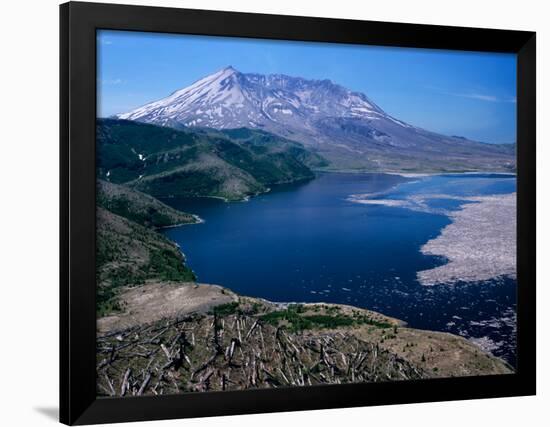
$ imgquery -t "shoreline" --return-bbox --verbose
[384,171,517,178]
[315,168,516,178]
[162,170,516,209]
[160,174,317,207]
[97,281,404,333]
[157,213,205,229]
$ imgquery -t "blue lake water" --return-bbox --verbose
[161,172,517,366]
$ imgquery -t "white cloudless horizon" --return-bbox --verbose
[0,0,547,426]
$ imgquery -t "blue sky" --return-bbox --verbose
[98,30,516,144]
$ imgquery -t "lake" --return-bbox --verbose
[161,172,517,366]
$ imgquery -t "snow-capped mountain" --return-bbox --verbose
[117,66,396,131]
[116,66,515,172]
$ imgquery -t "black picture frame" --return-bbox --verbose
[60,1,536,425]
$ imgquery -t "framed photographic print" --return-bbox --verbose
[60,1,536,425]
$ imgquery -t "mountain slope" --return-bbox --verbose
[96,207,196,316]
[97,119,321,201]
[97,179,199,228]
[116,66,516,173]
[97,283,512,396]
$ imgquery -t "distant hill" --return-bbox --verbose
[115,66,516,173]
[97,119,324,201]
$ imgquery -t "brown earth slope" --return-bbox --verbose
[97,282,512,397]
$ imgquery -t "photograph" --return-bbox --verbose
[95,29,517,397]
[1,0,545,426]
